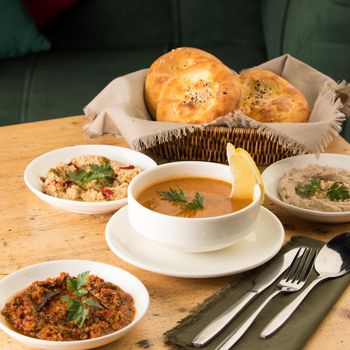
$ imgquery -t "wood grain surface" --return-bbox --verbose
[0,116,349,350]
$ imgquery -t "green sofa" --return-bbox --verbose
[1,0,349,140]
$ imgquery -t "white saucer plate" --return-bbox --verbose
[105,206,285,278]
[262,153,350,223]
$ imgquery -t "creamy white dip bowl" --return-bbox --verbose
[262,153,350,223]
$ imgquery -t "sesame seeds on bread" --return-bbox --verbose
[145,49,310,125]
[145,47,223,119]
[238,68,310,123]
[156,62,241,124]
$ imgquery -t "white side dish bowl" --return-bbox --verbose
[127,161,261,252]
[262,153,350,223]
[24,145,157,214]
[0,260,149,350]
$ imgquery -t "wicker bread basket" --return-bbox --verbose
[146,126,302,166]
[85,55,349,165]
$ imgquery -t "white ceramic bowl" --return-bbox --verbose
[24,145,157,214]
[128,161,261,252]
[0,260,149,350]
[262,153,350,223]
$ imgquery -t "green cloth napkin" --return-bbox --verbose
[165,236,350,349]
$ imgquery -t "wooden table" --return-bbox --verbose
[0,116,350,350]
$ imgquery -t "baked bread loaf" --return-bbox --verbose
[145,47,222,118]
[239,69,310,123]
[156,62,241,124]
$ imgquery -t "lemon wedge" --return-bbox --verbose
[226,143,265,203]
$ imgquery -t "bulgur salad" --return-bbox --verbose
[42,155,141,202]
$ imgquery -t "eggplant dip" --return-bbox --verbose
[42,155,141,202]
[278,164,350,212]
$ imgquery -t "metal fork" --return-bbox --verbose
[214,246,317,350]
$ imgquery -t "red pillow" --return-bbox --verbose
[22,0,80,27]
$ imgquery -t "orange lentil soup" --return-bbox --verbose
[137,177,252,218]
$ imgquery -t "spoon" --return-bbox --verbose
[260,232,350,338]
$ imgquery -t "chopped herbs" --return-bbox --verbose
[327,182,350,201]
[61,271,103,328]
[296,178,350,202]
[160,188,204,209]
[295,179,321,197]
[67,163,115,187]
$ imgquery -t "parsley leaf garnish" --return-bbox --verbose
[76,271,89,290]
[85,298,103,309]
[86,163,115,185]
[61,272,103,328]
[160,188,187,203]
[295,179,350,202]
[160,188,204,210]
[65,298,83,322]
[327,182,350,201]
[67,163,115,187]
[67,271,89,296]
[60,296,88,328]
[78,308,89,328]
[295,179,321,197]
[67,169,87,187]
[60,295,73,309]
[185,192,204,209]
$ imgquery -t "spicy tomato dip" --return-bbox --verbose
[1,273,136,341]
[42,155,140,202]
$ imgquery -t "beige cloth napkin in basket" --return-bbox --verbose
[84,54,350,154]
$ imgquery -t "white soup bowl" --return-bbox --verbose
[127,161,261,252]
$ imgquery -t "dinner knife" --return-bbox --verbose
[192,247,301,347]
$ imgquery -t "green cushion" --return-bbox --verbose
[342,119,350,142]
[196,45,266,72]
[261,0,290,59]
[0,55,36,125]
[0,0,50,59]
[284,0,350,82]
[0,48,164,125]
[263,0,350,82]
[42,0,174,50]
[179,0,266,70]
[263,0,350,141]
